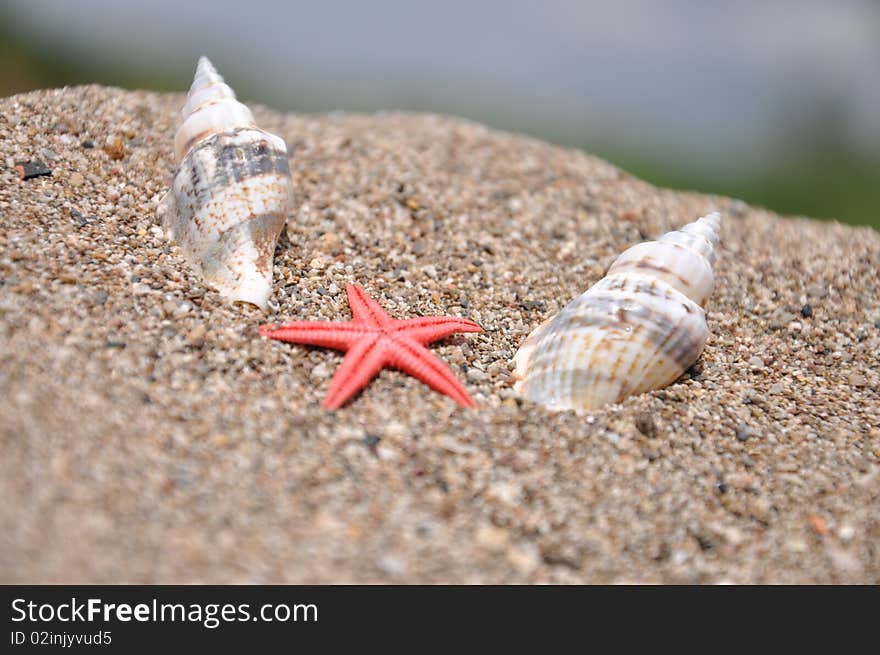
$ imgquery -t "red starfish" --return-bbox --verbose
[259,284,482,409]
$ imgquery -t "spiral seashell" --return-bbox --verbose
[513,212,722,411]
[157,56,292,310]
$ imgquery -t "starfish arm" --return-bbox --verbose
[386,337,477,408]
[346,284,393,328]
[259,322,363,351]
[323,336,388,409]
[393,316,483,345]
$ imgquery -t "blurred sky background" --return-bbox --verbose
[1,0,877,228]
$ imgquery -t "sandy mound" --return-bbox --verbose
[1,86,877,582]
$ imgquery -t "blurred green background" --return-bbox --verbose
[1,1,876,229]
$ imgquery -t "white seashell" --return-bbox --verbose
[513,212,722,411]
[157,56,292,310]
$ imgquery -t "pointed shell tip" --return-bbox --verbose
[703,211,722,225]
[196,56,216,74]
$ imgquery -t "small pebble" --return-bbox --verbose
[186,324,207,346]
[634,412,656,439]
[603,431,621,445]
[102,136,125,161]
[807,285,828,299]
[735,424,755,442]
[311,362,332,380]
[838,525,855,541]
[521,300,546,312]
[466,367,487,382]
[14,160,52,180]
[809,514,830,536]
[847,372,867,388]
[363,433,381,453]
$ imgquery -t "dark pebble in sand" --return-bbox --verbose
[642,447,661,462]
[801,304,813,318]
[634,412,657,439]
[363,434,381,454]
[14,160,52,180]
[521,300,546,312]
[70,208,95,226]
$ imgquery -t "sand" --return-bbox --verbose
[0,85,878,583]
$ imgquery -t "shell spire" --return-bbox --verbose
[513,212,722,411]
[604,210,720,307]
[158,57,293,310]
[174,57,256,162]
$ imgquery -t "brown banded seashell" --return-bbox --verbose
[513,212,722,411]
[157,56,292,310]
